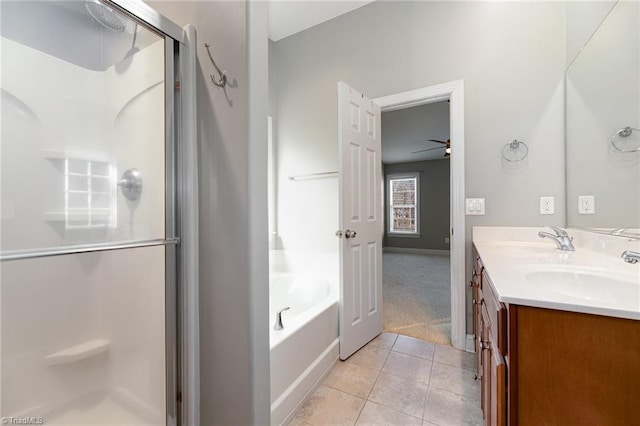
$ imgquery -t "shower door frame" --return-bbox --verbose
[92,2,198,425]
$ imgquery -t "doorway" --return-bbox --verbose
[374,80,466,350]
[381,101,451,344]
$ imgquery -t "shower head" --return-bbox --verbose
[85,0,126,32]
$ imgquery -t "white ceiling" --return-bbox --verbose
[268,0,376,41]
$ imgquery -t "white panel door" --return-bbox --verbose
[338,82,383,360]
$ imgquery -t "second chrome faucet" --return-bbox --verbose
[538,226,575,251]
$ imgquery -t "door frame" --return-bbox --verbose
[373,79,466,350]
[108,1,200,424]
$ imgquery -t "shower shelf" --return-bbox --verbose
[44,211,111,222]
[45,339,110,366]
[43,149,111,163]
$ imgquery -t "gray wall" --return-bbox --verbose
[384,160,450,251]
[146,2,270,424]
[565,1,617,66]
[273,1,566,331]
[381,101,450,164]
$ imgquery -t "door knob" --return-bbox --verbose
[335,230,343,238]
[345,229,357,239]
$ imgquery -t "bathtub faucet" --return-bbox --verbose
[274,307,291,330]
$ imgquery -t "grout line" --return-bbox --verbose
[351,397,366,426]
[422,351,437,421]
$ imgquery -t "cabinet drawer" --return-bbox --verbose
[481,270,507,357]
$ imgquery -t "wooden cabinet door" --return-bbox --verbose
[472,248,483,379]
[481,317,490,422]
[481,302,507,426]
[489,339,506,426]
[473,286,482,378]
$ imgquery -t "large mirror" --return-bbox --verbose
[566,0,640,237]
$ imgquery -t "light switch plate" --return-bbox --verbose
[465,198,485,215]
[540,196,555,215]
[578,195,595,214]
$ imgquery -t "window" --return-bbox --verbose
[387,173,419,235]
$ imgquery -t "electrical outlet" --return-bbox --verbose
[578,195,595,214]
[465,198,485,215]
[539,196,555,215]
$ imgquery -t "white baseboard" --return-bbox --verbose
[465,334,475,353]
[383,247,450,256]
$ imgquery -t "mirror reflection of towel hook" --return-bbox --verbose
[204,43,227,88]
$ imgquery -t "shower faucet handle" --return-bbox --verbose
[118,168,143,201]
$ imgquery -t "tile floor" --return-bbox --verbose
[289,333,483,426]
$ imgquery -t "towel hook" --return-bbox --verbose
[204,43,227,88]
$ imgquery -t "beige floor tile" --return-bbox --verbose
[429,362,480,402]
[433,344,476,372]
[381,351,432,384]
[423,387,483,426]
[347,344,390,370]
[355,401,422,425]
[294,385,366,426]
[368,372,428,419]
[368,332,399,350]
[391,335,436,360]
[287,416,313,426]
[324,361,380,399]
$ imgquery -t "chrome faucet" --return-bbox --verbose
[273,307,290,330]
[538,226,575,251]
[611,228,628,236]
[621,250,640,264]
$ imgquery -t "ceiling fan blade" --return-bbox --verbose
[411,146,445,154]
[428,139,448,144]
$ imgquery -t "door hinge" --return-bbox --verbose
[175,81,181,90]
[177,391,182,403]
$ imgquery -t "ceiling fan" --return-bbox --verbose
[411,139,451,157]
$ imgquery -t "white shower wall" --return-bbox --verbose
[1,37,165,250]
[1,35,167,423]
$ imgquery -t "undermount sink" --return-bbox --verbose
[520,266,639,306]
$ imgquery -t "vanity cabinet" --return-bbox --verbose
[471,244,640,426]
[472,249,506,426]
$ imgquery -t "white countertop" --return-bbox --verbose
[473,227,640,320]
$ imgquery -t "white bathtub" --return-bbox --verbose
[269,252,339,425]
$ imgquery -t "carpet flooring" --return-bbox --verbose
[382,252,451,345]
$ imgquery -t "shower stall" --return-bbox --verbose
[0,1,197,424]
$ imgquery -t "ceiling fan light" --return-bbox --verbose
[445,147,452,154]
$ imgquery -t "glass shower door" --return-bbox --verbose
[1,1,173,424]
